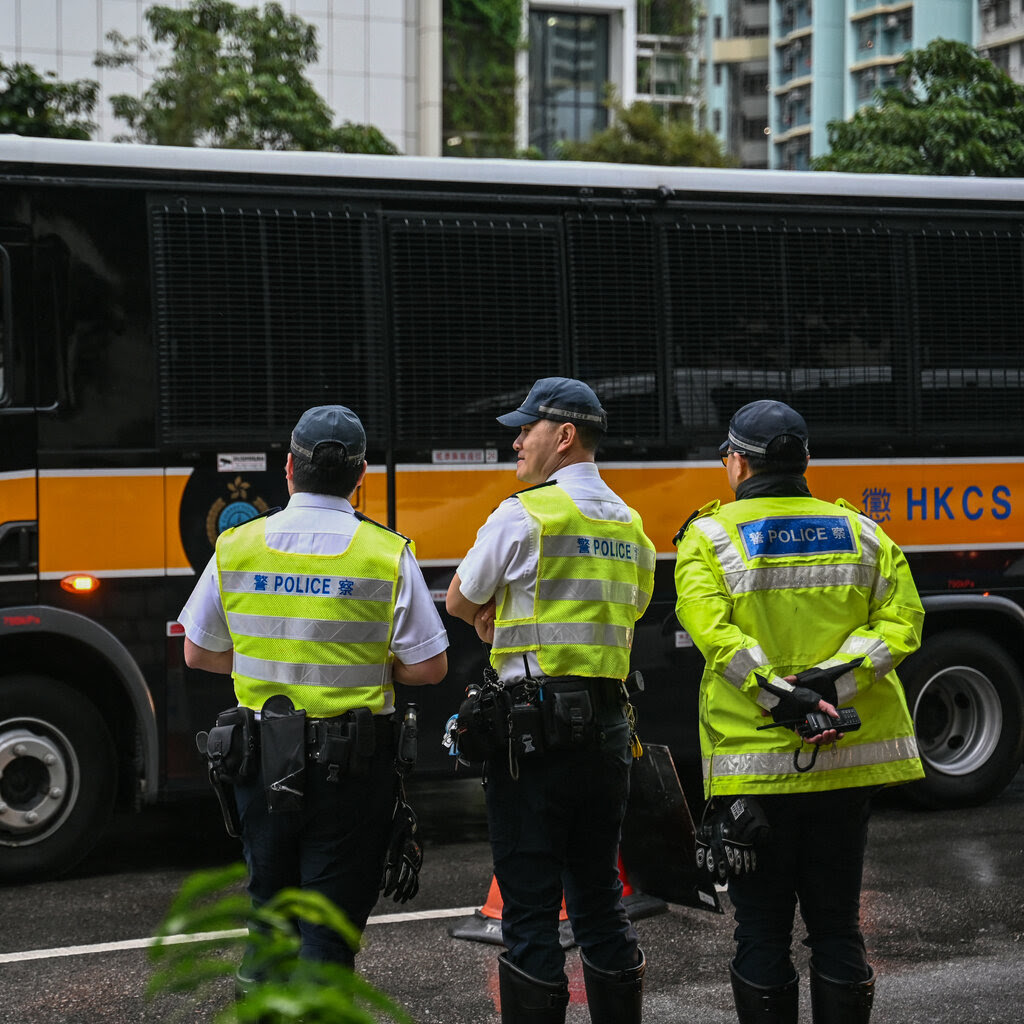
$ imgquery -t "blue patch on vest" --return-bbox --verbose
[738,516,856,559]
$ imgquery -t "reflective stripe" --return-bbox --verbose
[492,621,633,650]
[724,644,770,688]
[858,520,890,602]
[838,635,895,680]
[728,562,878,595]
[706,735,920,779]
[227,613,391,644]
[543,534,657,571]
[537,577,647,606]
[695,518,745,576]
[233,653,387,688]
[219,571,393,602]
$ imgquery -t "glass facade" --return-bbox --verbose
[528,11,610,156]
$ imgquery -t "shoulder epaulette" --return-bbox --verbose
[672,499,721,545]
[834,497,868,519]
[510,480,558,501]
[354,510,411,543]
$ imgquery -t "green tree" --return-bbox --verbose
[443,0,520,158]
[97,0,397,153]
[0,62,98,139]
[148,862,412,1023]
[559,94,735,167]
[813,38,1024,176]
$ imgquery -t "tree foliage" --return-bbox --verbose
[813,39,1024,176]
[443,0,520,158]
[559,95,735,168]
[97,0,397,153]
[147,862,412,1023]
[0,62,98,139]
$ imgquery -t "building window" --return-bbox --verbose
[713,109,722,133]
[742,72,769,96]
[990,45,1011,72]
[528,12,610,158]
[995,0,1011,27]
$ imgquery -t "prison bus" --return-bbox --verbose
[1,137,1022,879]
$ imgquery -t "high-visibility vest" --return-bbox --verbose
[491,483,656,680]
[674,494,925,796]
[216,516,406,717]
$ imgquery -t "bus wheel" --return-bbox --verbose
[0,675,117,880]
[899,631,1024,809]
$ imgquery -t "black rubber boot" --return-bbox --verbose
[581,947,646,1023]
[498,952,571,1024]
[809,963,875,1023]
[730,960,799,1024]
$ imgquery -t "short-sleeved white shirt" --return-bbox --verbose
[455,461,631,683]
[178,492,449,673]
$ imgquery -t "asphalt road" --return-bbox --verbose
[1,769,1022,1024]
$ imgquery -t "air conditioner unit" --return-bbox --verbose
[884,15,900,29]
[789,89,805,102]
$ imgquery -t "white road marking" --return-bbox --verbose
[0,906,482,964]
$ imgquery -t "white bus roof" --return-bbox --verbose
[2,135,1024,204]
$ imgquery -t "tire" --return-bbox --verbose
[0,674,117,880]
[899,630,1024,809]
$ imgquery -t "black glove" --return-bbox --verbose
[695,796,769,883]
[380,798,423,903]
[769,685,825,725]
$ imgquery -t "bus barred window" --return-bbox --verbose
[662,218,906,453]
[566,213,661,447]
[388,215,564,449]
[151,201,386,450]
[911,229,1024,442]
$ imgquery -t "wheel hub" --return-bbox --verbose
[0,727,71,836]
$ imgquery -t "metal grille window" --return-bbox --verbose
[388,215,565,448]
[566,213,662,443]
[911,229,1024,436]
[151,201,385,449]
[663,220,906,450]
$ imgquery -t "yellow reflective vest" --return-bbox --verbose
[674,493,925,797]
[491,483,656,680]
[216,516,406,717]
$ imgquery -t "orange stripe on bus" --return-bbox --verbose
[387,462,1023,561]
[0,476,37,522]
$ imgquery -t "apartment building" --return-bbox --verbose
[703,0,977,169]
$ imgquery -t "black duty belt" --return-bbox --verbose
[516,676,625,713]
[306,711,395,748]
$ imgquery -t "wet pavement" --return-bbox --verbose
[0,769,1021,1023]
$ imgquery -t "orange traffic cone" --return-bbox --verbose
[450,857,664,945]
[449,874,574,946]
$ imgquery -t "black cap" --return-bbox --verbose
[720,400,809,458]
[290,405,366,464]
[496,377,607,432]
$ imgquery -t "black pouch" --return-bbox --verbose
[204,705,258,782]
[510,700,545,757]
[348,706,377,777]
[541,687,596,750]
[456,685,511,762]
[261,695,306,813]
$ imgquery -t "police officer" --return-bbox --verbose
[674,400,925,1024]
[180,405,448,973]
[446,377,655,1024]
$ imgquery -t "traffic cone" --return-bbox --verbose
[449,857,665,946]
[449,874,574,947]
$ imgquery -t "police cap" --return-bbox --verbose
[496,377,607,432]
[290,405,366,464]
[720,400,809,458]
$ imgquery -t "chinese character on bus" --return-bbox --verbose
[862,487,891,523]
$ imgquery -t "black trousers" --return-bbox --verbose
[727,786,875,987]
[233,737,396,968]
[485,711,640,984]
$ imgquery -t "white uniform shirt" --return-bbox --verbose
[455,461,631,683]
[179,492,449,675]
